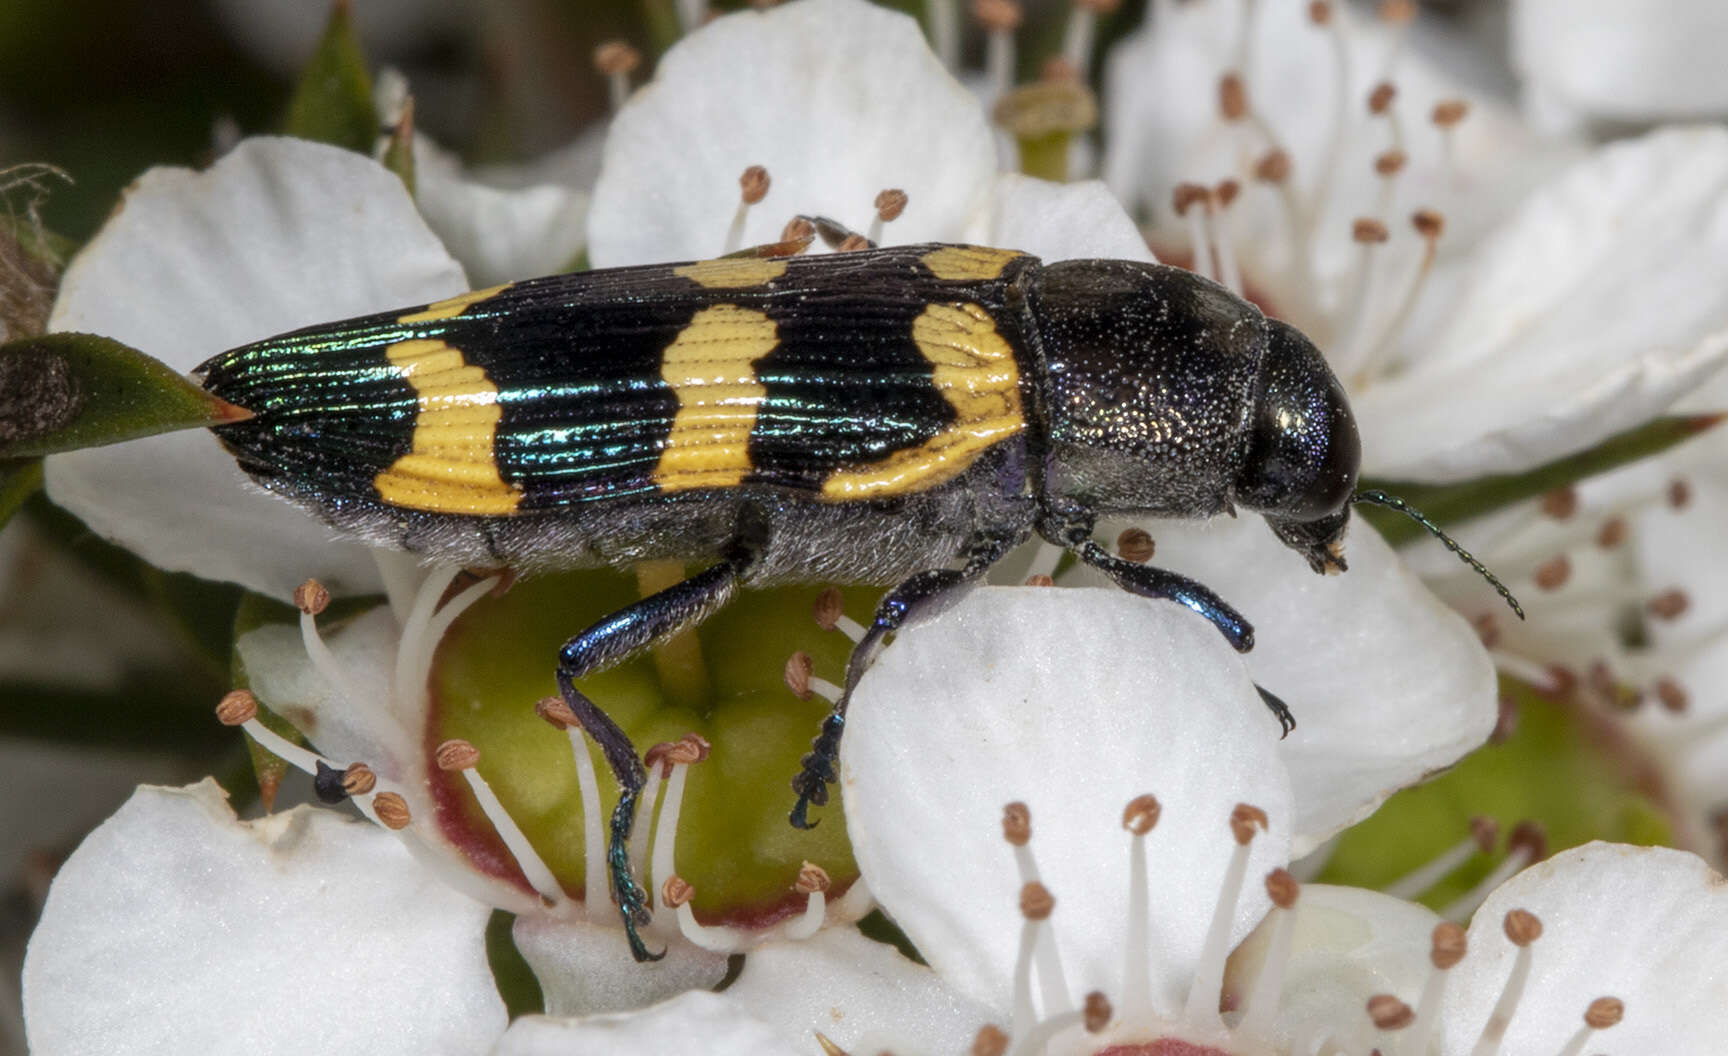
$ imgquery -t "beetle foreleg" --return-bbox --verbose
[789,531,1020,830]
[1067,537,1296,737]
[1071,539,1255,652]
[556,545,755,963]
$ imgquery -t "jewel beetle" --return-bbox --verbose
[195,236,1519,960]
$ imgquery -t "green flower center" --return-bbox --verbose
[428,566,873,926]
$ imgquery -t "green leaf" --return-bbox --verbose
[282,0,375,153]
[1359,414,1726,546]
[0,458,42,530]
[0,332,250,459]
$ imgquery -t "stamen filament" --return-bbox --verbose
[1061,4,1097,74]
[1353,211,1442,387]
[1236,870,1299,1039]
[651,763,692,915]
[675,0,707,35]
[567,728,609,908]
[369,549,422,624]
[1121,818,1152,1022]
[1469,910,1542,1056]
[1007,1009,1085,1056]
[1212,181,1244,296]
[592,42,641,114]
[725,166,771,256]
[929,0,959,70]
[392,565,461,710]
[979,1,1019,100]
[440,742,569,907]
[628,765,664,886]
[1011,911,1042,1038]
[1383,817,1496,900]
[1401,923,1466,1056]
[1442,837,1538,922]
[298,606,369,718]
[1184,804,1266,1028]
[1302,1,1354,247]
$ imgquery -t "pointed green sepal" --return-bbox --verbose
[1359,414,1726,546]
[283,0,376,154]
[0,332,251,460]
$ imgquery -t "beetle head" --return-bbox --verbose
[1229,318,1361,574]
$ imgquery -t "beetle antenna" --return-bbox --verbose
[1353,489,1525,620]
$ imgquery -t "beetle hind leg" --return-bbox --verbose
[556,545,754,962]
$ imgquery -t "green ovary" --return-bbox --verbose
[432,567,874,924]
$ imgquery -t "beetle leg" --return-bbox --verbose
[1068,539,1295,736]
[795,214,876,250]
[1071,539,1256,652]
[556,544,755,963]
[789,531,1019,830]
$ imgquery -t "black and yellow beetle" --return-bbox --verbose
[195,236,1517,960]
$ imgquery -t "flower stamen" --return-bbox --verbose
[1185,803,1268,1027]
[1001,804,1073,1028]
[813,587,867,643]
[436,738,569,908]
[1384,815,1499,900]
[1555,996,1625,1056]
[593,41,642,114]
[1469,908,1544,1055]
[975,0,1022,99]
[535,695,610,907]
[648,734,712,916]
[1120,794,1160,1022]
[1401,921,1468,1055]
[725,165,771,255]
[1235,869,1300,1040]
[1444,822,1547,921]
[867,188,907,246]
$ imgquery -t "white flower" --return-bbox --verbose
[43,138,462,601]
[588,0,1153,269]
[23,780,506,1054]
[1511,0,1728,136]
[1227,842,1728,1055]
[1103,0,1728,485]
[1407,424,1728,864]
[490,709,1728,1054]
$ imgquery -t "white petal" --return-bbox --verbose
[588,0,997,266]
[1104,0,1558,275]
[1512,0,1728,129]
[491,992,804,1056]
[1440,843,1728,1055]
[1358,127,1728,482]
[414,138,589,287]
[510,915,728,1019]
[23,780,503,1055]
[43,137,468,600]
[1131,514,1498,855]
[981,174,1155,264]
[1224,883,1441,1049]
[843,586,1293,1014]
[726,928,994,1053]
